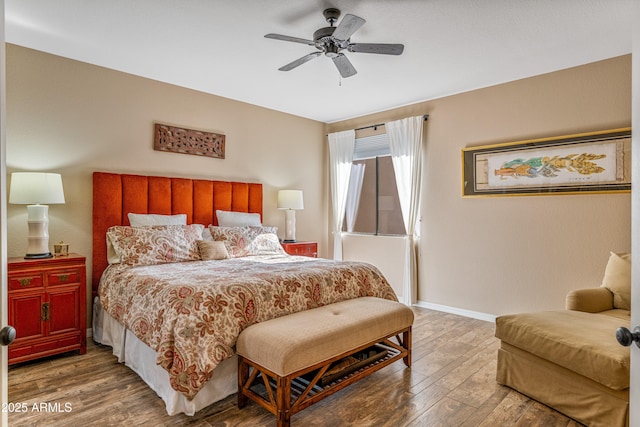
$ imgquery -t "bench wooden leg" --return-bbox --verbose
[403,327,412,367]
[237,356,248,409]
[276,375,291,427]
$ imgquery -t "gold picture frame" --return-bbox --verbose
[461,128,631,197]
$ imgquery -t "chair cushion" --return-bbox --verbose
[236,297,414,376]
[495,310,629,390]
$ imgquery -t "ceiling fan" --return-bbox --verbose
[265,8,404,78]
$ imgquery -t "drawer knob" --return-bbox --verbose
[18,278,32,287]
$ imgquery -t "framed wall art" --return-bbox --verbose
[154,123,225,159]
[461,128,631,197]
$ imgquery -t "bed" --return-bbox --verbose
[91,172,398,415]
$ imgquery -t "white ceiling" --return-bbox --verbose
[5,0,634,123]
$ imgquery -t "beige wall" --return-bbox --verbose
[342,234,409,300]
[327,55,632,316]
[5,45,328,328]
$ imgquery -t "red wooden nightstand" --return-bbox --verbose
[281,242,318,258]
[7,253,87,364]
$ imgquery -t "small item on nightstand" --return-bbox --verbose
[54,241,69,257]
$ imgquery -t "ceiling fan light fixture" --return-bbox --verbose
[324,44,340,58]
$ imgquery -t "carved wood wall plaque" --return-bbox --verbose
[154,123,225,159]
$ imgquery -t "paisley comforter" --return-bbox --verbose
[98,254,397,399]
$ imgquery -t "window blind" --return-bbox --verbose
[353,133,390,160]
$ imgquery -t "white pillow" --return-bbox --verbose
[107,213,189,264]
[216,210,261,227]
[128,213,187,227]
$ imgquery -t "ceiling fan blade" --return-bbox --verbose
[349,43,405,55]
[279,52,322,71]
[332,54,357,78]
[332,14,366,40]
[265,33,316,46]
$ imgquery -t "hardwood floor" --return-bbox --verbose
[7,306,583,426]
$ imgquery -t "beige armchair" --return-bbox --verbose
[495,252,630,427]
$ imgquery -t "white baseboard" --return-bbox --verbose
[415,300,496,323]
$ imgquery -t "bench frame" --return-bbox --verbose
[238,327,411,427]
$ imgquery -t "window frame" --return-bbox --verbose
[344,132,406,236]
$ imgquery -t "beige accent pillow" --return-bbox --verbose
[198,240,229,260]
[600,251,631,310]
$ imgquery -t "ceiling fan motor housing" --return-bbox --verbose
[314,27,342,57]
[313,26,336,41]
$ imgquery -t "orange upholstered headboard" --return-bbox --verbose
[92,172,263,297]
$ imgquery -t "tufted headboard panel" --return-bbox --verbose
[92,171,262,297]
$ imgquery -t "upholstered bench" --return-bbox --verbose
[236,296,414,427]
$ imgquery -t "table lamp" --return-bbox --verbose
[9,172,66,259]
[277,190,304,243]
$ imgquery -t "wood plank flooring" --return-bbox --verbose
[7,306,584,426]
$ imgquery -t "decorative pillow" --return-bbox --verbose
[197,240,229,260]
[209,225,284,257]
[107,224,204,266]
[128,213,187,227]
[600,251,631,310]
[106,214,189,264]
[216,210,261,227]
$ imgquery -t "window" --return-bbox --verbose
[343,132,406,235]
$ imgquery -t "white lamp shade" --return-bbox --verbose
[277,190,304,210]
[9,172,65,205]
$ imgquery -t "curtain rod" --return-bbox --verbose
[354,114,429,132]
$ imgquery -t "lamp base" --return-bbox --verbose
[25,204,52,259]
[282,239,297,243]
[24,252,53,259]
[284,209,297,243]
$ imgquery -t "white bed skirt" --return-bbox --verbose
[92,297,237,416]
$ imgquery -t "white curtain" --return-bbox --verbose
[345,163,366,232]
[386,116,424,305]
[328,130,356,260]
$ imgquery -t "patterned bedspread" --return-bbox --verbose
[98,254,397,399]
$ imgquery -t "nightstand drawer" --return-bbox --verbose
[281,242,318,258]
[9,274,44,291]
[47,269,82,285]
